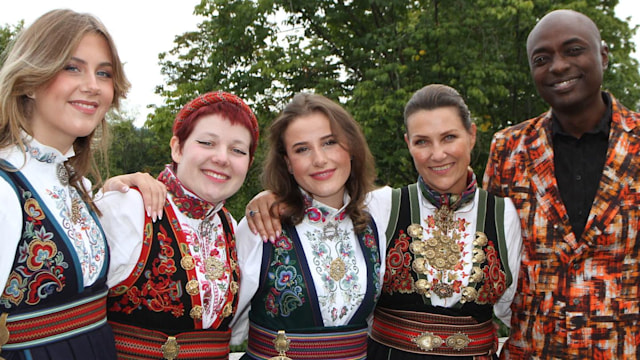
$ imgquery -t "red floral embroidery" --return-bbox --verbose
[274,235,293,250]
[26,240,57,271]
[26,271,63,304]
[111,225,184,317]
[24,198,45,221]
[456,218,467,232]
[1,188,68,308]
[383,231,413,294]
[364,233,375,248]
[476,242,506,304]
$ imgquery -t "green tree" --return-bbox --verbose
[0,20,23,66]
[149,0,640,219]
[99,109,169,180]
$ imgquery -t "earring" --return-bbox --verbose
[26,92,35,99]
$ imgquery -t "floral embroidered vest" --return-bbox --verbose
[249,218,381,331]
[378,185,511,323]
[0,167,109,313]
[107,202,239,334]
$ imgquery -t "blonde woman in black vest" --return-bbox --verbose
[0,9,164,360]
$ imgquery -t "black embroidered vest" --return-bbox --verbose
[378,185,511,323]
[107,202,239,335]
[249,217,381,332]
[0,167,109,314]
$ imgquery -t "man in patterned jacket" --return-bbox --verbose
[483,9,640,359]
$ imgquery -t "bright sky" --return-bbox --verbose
[1,1,638,127]
[0,0,202,126]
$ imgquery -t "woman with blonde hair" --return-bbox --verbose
[0,9,163,359]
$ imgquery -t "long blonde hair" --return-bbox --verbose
[0,9,130,211]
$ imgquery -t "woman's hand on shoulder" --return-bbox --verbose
[103,172,166,222]
[245,190,283,244]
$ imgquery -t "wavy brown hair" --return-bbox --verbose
[0,9,130,212]
[262,93,376,233]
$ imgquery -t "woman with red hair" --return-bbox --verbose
[98,91,259,359]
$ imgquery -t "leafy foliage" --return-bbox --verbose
[103,110,169,178]
[148,0,639,219]
[2,3,638,220]
[0,20,23,66]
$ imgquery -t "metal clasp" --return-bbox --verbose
[161,336,180,360]
[268,330,292,360]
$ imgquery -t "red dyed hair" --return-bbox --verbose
[172,91,259,164]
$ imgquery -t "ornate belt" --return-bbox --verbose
[247,322,367,360]
[370,307,497,356]
[109,321,231,360]
[2,290,108,351]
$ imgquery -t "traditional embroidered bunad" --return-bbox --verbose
[98,166,243,360]
[0,137,115,360]
[484,93,640,359]
[234,191,386,360]
[367,174,522,360]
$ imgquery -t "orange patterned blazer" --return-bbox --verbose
[483,93,640,359]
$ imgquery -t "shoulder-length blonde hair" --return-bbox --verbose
[0,9,130,211]
[262,93,376,233]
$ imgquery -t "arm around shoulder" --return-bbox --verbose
[230,216,266,344]
[95,189,149,288]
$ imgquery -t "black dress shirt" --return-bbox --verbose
[552,93,611,239]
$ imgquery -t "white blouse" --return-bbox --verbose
[366,186,522,327]
[233,191,387,344]
[0,137,106,292]
[97,180,242,331]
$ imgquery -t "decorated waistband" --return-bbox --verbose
[370,307,497,357]
[2,290,108,351]
[246,322,367,360]
[109,321,231,360]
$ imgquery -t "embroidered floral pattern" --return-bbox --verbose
[383,230,413,294]
[1,188,68,308]
[384,198,507,307]
[110,224,184,317]
[27,144,57,164]
[306,222,364,318]
[476,242,506,304]
[183,218,233,323]
[262,197,381,323]
[159,166,213,219]
[264,234,305,318]
[47,186,105,284]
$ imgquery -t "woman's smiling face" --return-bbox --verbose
[404,106,476,195]
[283,112,351,209]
